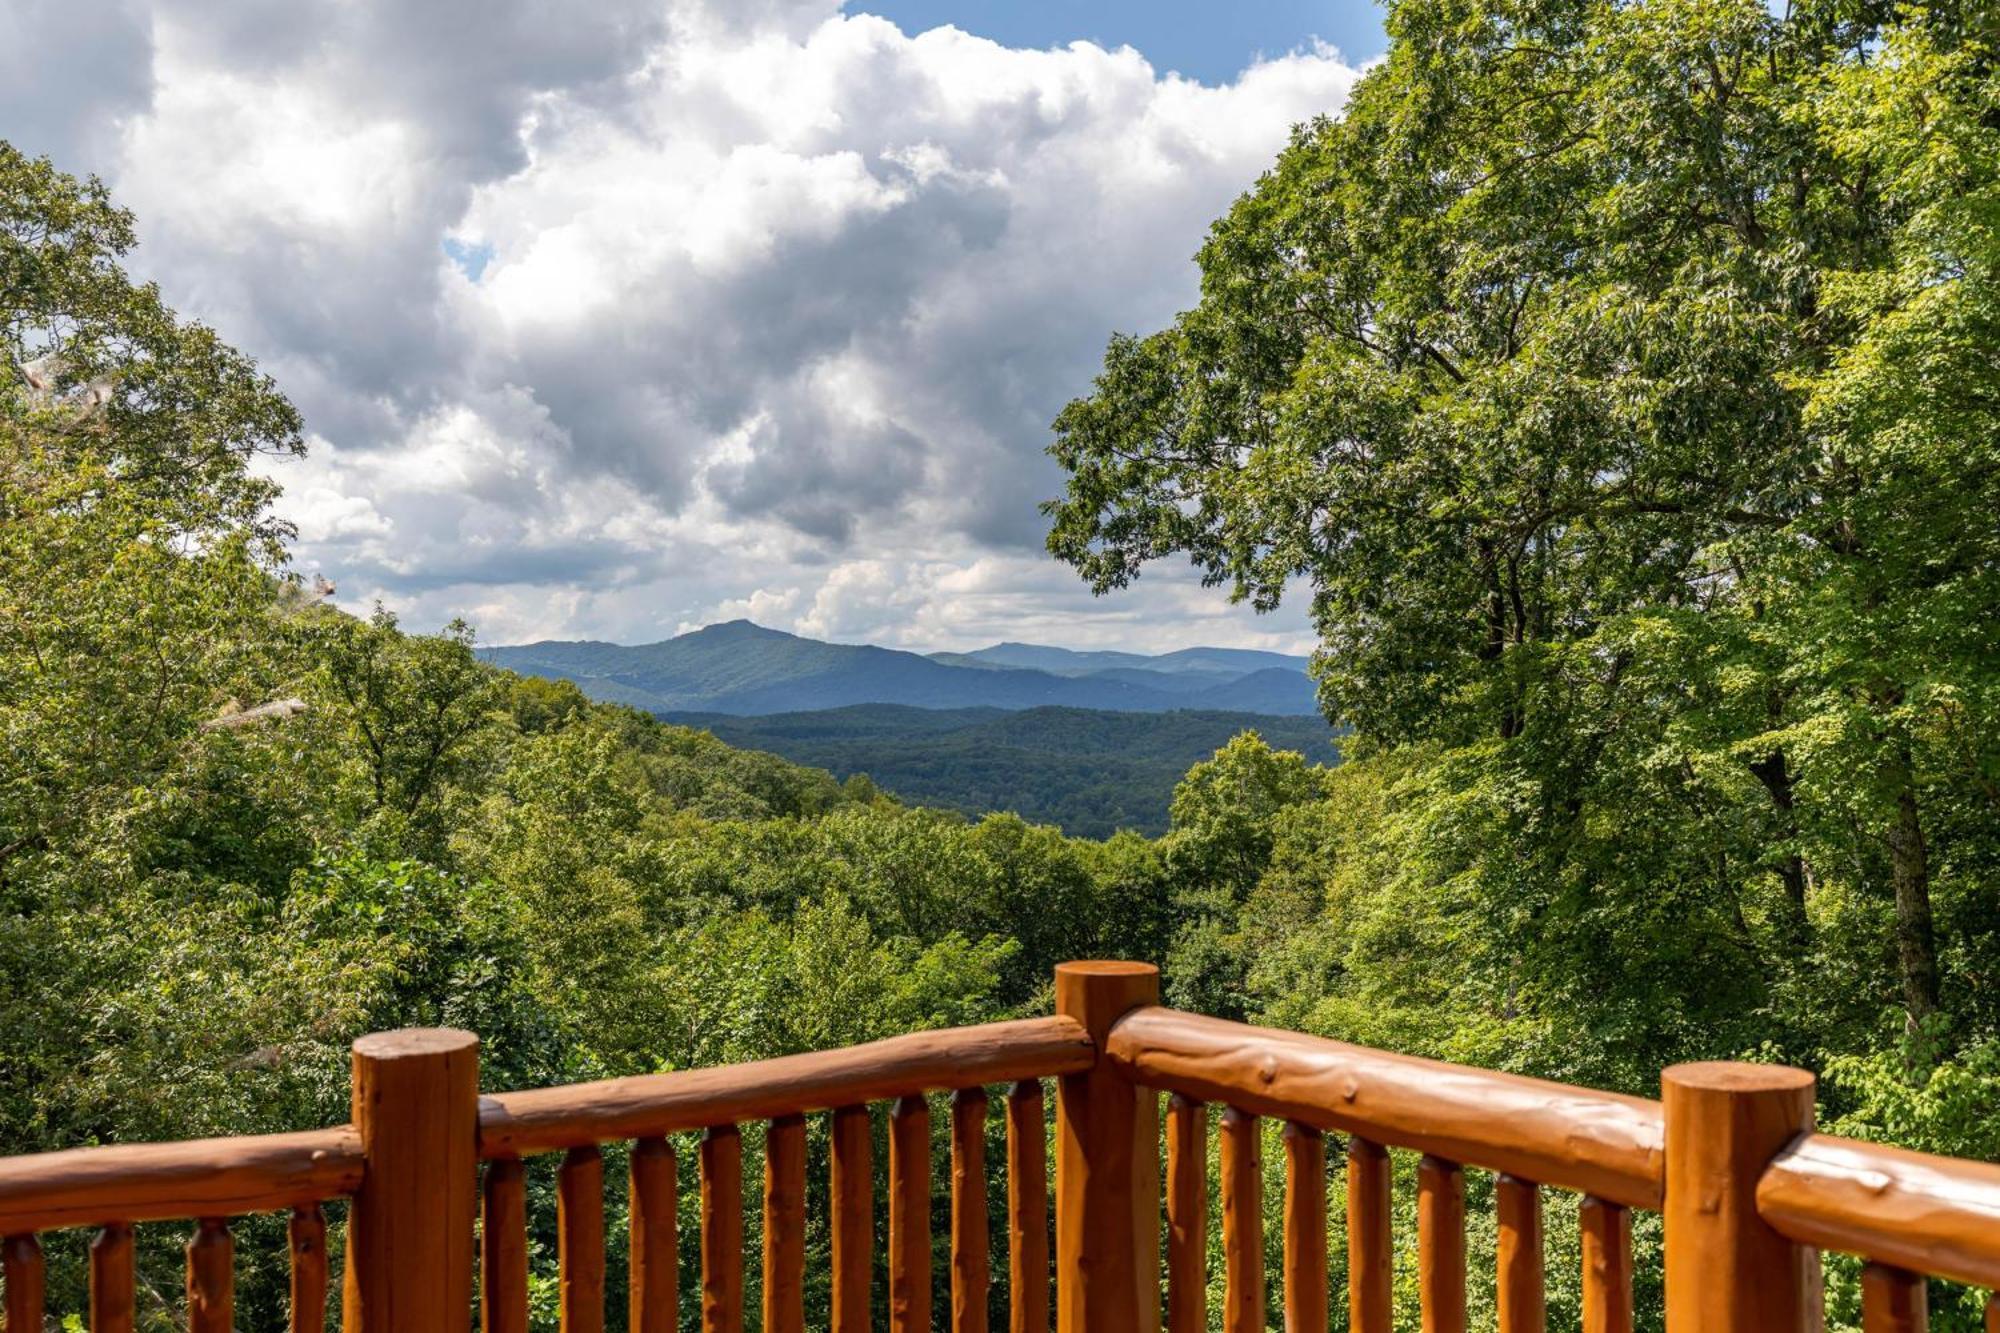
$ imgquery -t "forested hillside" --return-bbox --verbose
[674,704,1343,836]
[7,0,2000,1327]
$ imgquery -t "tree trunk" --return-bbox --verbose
[1885,771,1940,1034]
[1747,750,1809,934]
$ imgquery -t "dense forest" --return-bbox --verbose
[4,0,2000,1328]
[668,704,1343,836]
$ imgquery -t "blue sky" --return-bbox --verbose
[846,1,1387,84]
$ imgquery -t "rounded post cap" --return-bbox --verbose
[1053,960,1159,981]
[1661,1060,1815,1094]
[351,1027,479,1059]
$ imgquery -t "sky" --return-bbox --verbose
[1,0,1380,654]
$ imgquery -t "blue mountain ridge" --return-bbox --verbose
[480,620,1319,717]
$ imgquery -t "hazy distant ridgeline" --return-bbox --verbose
[481,620,1320,716]
[669,704,1343,838]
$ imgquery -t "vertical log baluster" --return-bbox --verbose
[1579,1196,1632,1333]
[1987,1292,1999,1333]
[1496,1176,1545,1333]
[91,1223,135,1333]
[1283,1123,1328,1333]
[764,1116,807,1333]
[701,1124,745,1333]
[630,1138,678,1333]
[1348,1137,1392,1333]
[1861,1264,1928,1333]
[1220,1106,1264,1333]
[187,1217,234,1333]
[1165,1095,1208,1333]
[483,1157,529,1333]
[952,1089,991,1333]
[830,1104,873,1333]
[290,1204,328,1333]
[3,1233,42,1333]
[1005,1081,1049,1333]
[891,1094,933,1333]
[560,1145,606,1333]
[1417,1157,1466,1333]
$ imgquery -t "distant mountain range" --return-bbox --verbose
[670,704,1341,837]
[482,620,1320,717]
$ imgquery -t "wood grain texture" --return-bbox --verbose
[343,1027,479,1333]
[1054,962,1161,1333]
[1579,1196,1631,1333]
[560,1145,606,1333]
[1759,1131,2000,1290]
[1663,1062,1818,1333]
[830,1104,872,1333]
[891,1095,933,1333]
[186,1217,234,1333]
[290,1204,329,1333]
[1164,1095,1207,1333]
[1005,1081,1049,1333]
[0,1127,361,1234]
[3,1232,42,1333]
[481,1157,529,1333]
[1220,1106,1264,1333]
[90,1223,135,1333]
[482,1017,1092,1157]
[1417,1156,1466,1333]
[1496,1176,1544,1333]
[701,1125,744,1333]
[1347,1137,1391,1333]
[1283,1123,1327,1333]
[629,1138,677,1333]
[1107,1008,1662,1209]
[952,1089,991,1333]
[1860,1263,1927,1333]
[763,1116,807,1333]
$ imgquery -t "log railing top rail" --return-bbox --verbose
[1106,1004,1666,1209]
[476,1013,1093,1158]
[4,960,2000,1333]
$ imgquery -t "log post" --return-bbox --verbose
[1662,1062,1819,1333]
[1055,961,1161,1333]
[343,1028,479,1333]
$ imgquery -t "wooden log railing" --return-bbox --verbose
[2,961,2000,1331]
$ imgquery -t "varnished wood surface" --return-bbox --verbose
[1108,1007,1663,1208]
[951,1089,991,1333]
[1347,1137,1391,1333]
[559,1146,606,1333]
[1283,1123,1327,1333]
[891,1095,933,1333]
[1220,1106,1263,1333]
[91,1223,136,1333]
[830,1104,872,1333]
[1496,1176,1544,1333]
[3,1232,43,1333]
[1579,1196,1632,1333]
[481,1158,529,1333]
[0,1126,361,1234]
[1164,1095,1207,1333]
[289,1204,328,1333]
[482,1017,1092,1157]
[1417,1156,1466,1333]
[186,1217,233,1333]
[1760,1130,2000,1290]
[1006,1081,1049,1333]
[1860,1262,1928,1333]
[1663,1063,1817,1333]
[701,1125,744,1333]
[763,1116,807,1333]
[629,1138,677,1333]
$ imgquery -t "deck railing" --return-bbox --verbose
[2,960,1998,1331]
